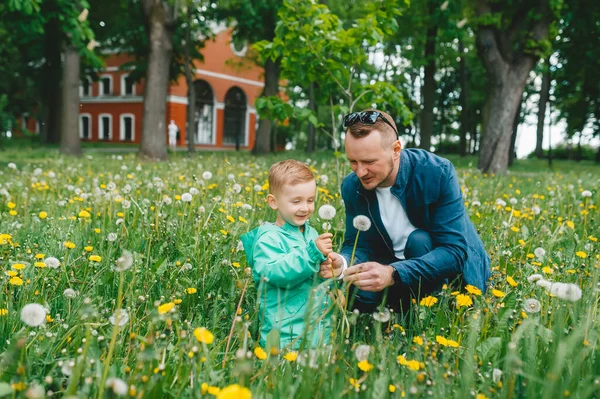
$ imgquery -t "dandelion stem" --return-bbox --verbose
[97,270,125,399]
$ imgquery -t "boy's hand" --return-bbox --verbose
[319,252,344,278]
[314,233,333,256]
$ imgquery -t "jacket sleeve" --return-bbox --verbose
[339,180,371,266]
[391,163,467,289]
[252,232,327,288]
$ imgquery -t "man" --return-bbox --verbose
[168,120,178,149]
[322,109,490,312]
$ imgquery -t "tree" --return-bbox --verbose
[535,57,550,158]
[553,1,600,163]
[474,0,557,173]
[138,0,177,160]
[254,0,411,157]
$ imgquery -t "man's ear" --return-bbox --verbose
[267,193,278,210]
[393,139,402,159]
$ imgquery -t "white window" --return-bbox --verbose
[79,113,91,139]
[80,77,92,97]
[99,75,113,96]
[98,113,112,140]
[119,114,135,141]
[121,75,135,96]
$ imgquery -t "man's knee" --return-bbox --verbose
[405,229,433,259]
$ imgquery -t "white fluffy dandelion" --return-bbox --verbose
[492,368,503,384]
[531,205,541,215]
[115,250,134,272]
[253,184,262,192]
[107,232,118,242]
[181,193,193,202]
[202,171,212,180]
[21,303,47,327]
[550,282,582,302]
[8,162,17,170]
[534,247,546,260]
[109,309,129,327]
[495,199,507,207]
[527,274,544,283]
[318,204,336,220]
[353,215,371,232]
[63,288,77,298]
[44,256,60,269]
[372,308,391,323]
[105,377,128,396]
[354,344,370,362]
[582,190,592,198]
[232,183,242,194]
[522,298,541,313]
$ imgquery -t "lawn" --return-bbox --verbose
[0,147,598,398]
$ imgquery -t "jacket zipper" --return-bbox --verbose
[358,190,394,254]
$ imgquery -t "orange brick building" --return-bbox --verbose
[77,26,263,149]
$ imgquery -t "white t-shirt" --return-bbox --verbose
[375,186,417,260]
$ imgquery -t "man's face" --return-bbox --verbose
[345,131,401,190]
[268,180,316,227]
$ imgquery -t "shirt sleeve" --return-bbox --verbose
[391,163,468,289]
[252,232,327,289]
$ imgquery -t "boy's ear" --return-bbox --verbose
[267,193,278,210]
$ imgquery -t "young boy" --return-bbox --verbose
[241,159,335,350]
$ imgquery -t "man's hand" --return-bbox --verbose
[343,262,395,292]
[314,233,333,256]
[319,252,344,278]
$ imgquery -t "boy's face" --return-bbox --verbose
[267,180,316,227]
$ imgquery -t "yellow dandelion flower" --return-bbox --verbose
[389,385,396,393]
[357,360,374,372]
[456,294,473,308]
[64,241,76,249]
[413,336,424,345]
[239,216,248,224]
[507,276,518,287]
[7,202,16,209]
[11,263,26,270]
[283,351,298,362]
[349,378,360,389]
[7,270,17,277]
[0,309,8,316]
[88,255,102,262]
[193,327,214,344]
[492,289,505,298]
[419,296,438,307]
[158,302,175,314]
[510,226,519,232]
[465,285,482,296]
[9,276,23,286]
[39,211,47,219]
[575,251,587,259]
[84,246,93,252]
[566,221,575,229]
[174,299,182,304]
[34,262,46,268]
[227,215,235,223]
[34,253,45,259]
[232,262,241,268]
[216,384,251,399]
[254,347,267,360]
[185,287,197,294]
[78,210,91,218]
[542,266,553,274]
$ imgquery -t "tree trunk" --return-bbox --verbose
[419,4,438,152]
[535,58,550,158]
[458,39,469,157]
[576,131,582,162]
[252,57,280,154]
[508,98,521,166]
[139,0,174,160]
[42,10,62,144]
[306,81,316,153]
[59,45,81,156]
[184,14,195,155]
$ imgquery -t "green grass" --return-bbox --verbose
[0,148,598,398]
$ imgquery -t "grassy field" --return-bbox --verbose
[0,146,598,398]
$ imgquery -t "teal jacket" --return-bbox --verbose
[241,222,332,349]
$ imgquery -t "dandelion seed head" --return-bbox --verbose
[115,250,134,272]
[523,298,541,313]
[318,204,336,220]
[181,193,192,202]
[20,303,47,327]
[353,215,371,232]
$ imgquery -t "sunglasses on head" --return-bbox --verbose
[342,111,398,137]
